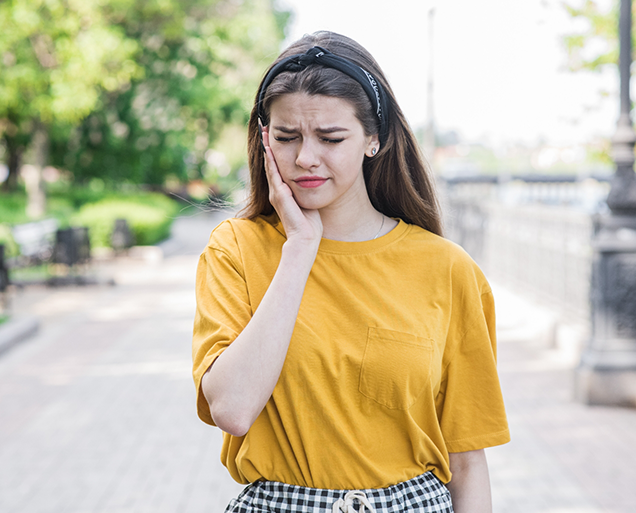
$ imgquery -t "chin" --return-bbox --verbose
[291,191,331,211]
[294,198,330,211]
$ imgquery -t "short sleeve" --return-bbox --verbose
[192,223,252,425]
[436,289,510,452]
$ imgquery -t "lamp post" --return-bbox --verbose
[576,0,636,406]
[607,0,636,213]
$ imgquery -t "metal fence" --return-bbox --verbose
[439,175,611,324]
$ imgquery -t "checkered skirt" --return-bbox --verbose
[224,471,453,512]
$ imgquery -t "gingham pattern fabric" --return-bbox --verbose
[224,471,453,513]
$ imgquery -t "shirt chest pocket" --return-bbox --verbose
[358,327,434,410]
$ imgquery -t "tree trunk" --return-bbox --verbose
[1,135,23,192]
[24,124,49,219]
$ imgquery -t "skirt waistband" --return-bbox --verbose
[226,472,453,513]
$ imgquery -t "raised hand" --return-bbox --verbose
[261,124,323,247]
[202,124,325,436]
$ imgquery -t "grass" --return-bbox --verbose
[8,264,52,282]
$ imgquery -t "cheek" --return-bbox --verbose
[331,151,365,181]
[270,144,293,167]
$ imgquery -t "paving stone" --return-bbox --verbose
[491,283,636,513]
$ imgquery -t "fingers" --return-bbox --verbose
[260,121,276,177]
[260,124,290,210]
[261,125,284,189]
[260,123,272,174]
[259,118,270,149]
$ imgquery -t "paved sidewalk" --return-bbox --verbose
[0,211,244,513]
[490,286,636,513]
[0,211,634,513]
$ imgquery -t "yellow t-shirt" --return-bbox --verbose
[192,214,510,489]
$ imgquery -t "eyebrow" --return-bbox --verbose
[272,125,350,134]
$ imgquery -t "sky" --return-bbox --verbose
[277,0,618,148]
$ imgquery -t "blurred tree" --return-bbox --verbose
[50,0,290,189]
[562,1,626,167]
[562,0,620,73]
[0,0,140,209]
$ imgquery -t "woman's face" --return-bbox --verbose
[267,93,379,213]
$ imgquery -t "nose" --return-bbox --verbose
[295,140,320,170]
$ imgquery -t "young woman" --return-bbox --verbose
[192,31,509,513]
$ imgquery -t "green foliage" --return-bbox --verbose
[0,223,19,257]
[0,0,290,193]
[70,194,179,248]
[0,188,180,251]
[586,138,614,166]
[562,0,625,72]
[562,1,628,165]
[48,0,289,187]
[0,193,28,224]
[9,264,51,282]
[0,190,76,225]
[0,0,140,125]
[0,0,142,189]
[47,182,128,210]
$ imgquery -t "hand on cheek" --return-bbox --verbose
[260,123,323,244]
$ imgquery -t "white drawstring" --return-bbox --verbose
[332,490,376,513]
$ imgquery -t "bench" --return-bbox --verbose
[11,218,59,264]
[0,245,8,292]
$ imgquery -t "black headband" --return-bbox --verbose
[257,46,389,146]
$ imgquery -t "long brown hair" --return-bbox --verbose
[240,31,443,236]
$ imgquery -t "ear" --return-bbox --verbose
[365,135,380,157]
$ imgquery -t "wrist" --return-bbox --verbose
[282,237,320,262]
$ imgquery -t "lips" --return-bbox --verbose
[293,176,329,188]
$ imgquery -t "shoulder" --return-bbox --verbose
[401,223,491,296]
[203,214,284,265]
[207,214,283,248]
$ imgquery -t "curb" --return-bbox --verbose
[0,316,40,356]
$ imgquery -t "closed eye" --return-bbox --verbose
[322,138,344,144]
[274,136,297,142]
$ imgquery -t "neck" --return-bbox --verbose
[319,200,384,242]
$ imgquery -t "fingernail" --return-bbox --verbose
[257,119,265,148]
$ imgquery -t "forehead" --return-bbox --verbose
[268,93,360,127]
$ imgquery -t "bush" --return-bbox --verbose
[0,224,19,257]
[0,189,180,251]
[0,191,74,226]
[70,194,179,248]
[0,194,28,225]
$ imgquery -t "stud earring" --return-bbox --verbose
[371,147,377,156]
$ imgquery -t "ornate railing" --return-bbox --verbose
[439,174,611,324]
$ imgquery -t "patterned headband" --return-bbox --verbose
[257,46,389,145]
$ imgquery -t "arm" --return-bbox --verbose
[200,126,322,437]
[446,449,492,513]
